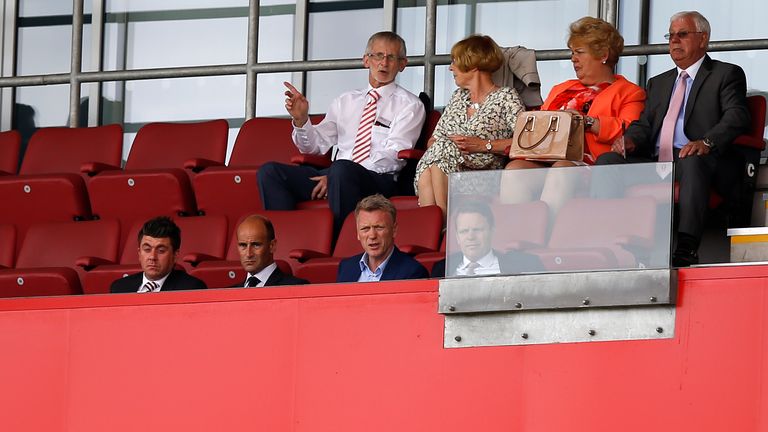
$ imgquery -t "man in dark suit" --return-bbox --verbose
[337,194,428,282]
[110,216,207,293]
[595,11,751,266]
[234,214,308,287]
[431,201,541,277]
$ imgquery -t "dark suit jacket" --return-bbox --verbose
[431,250,543,278]
[625,55,750,158]
[232,267,309,287]
[337,247,428,282]
[110,269,207,293]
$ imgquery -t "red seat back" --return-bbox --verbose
[0,130,20,175]
[20,125,123,175]
[15,219,121,270]
[229,118,299,167]
[125,120,228,170]
[0,224,15,268]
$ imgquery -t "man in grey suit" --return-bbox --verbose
[596,11,751,266]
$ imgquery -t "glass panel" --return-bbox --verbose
[106,1,248,13]
[105,17,247,70]
[17,24,93,75]
[647,0,768,42]
[258,14,294,62]
[15,84,70,128]
[256,72,293,117]
[444,163,674,277]
[121,76,244,159]
[308,9,383,60]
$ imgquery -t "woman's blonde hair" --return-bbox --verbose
[568,16,624,66]
[450,35,504,73]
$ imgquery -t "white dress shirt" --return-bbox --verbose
[243,262,278,288]
[455,250,501,276]
[292,81,425,175]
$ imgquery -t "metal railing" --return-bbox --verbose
[1,0,767,128]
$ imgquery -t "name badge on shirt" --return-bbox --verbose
[374,117,391,128]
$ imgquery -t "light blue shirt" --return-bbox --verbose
[357,248,395,282]
[655,55,706,154]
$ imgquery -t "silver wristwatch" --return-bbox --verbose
[702,137,715,148]
[485,139,493,153]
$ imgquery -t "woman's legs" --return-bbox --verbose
[417,165,449,220]
[499,159,548,204]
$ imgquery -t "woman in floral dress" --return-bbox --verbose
[415,34,524,219]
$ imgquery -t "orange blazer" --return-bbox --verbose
[542,75,646,162]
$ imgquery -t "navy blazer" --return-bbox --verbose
[625,55,750,158]
[110,269,207,293]
[337,247,428,283]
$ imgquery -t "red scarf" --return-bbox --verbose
[549,82,611,114]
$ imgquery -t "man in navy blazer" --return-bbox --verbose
[596,11,751,266]
[337,194,428,282]
[233,214,309,287]
[111,216,207,293]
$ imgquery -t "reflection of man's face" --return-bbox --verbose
[455,212,493,262]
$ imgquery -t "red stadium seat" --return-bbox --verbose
[0,174,92,253]
[194,116,326,221]
[1,219,121,296]
[0,268,81,297]
[529,197,657,271]
[88,169,196,245]
[0,224,15,268]
[294,205,442,284]
[19,124,123,176]
[0,130,21,175]
[190,209,333,288]
[125,120,228,172]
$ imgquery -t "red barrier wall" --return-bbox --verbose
[1,266,767,431]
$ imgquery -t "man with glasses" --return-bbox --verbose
[595,11,750,267]
[259,31,426,235]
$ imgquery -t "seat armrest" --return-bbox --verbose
[504,240,541,251]
[398,149,425,160]
[398,244,432,255]
[76,256,116,270]
[289,248,330,262]
[291,154,332,169]
[615,235,653,250]
[733,135,767,151]
[81,161,121,176]
[182,253,220,267]
[184,158,225,172]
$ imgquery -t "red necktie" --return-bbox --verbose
[658,71,689,162]
[351,89,380,163]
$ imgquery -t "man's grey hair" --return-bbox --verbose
[365,31,407,59]
[671,11,711,45]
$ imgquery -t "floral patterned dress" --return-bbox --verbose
[414,86,524,194]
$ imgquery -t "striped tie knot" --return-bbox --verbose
[140,280,159,293]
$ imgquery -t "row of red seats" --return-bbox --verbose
[0,203,444,297]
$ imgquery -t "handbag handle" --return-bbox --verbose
[517,115,560,150]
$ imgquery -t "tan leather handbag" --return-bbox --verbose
[509,111,585,162]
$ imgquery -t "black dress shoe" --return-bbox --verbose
[672,248,699,267]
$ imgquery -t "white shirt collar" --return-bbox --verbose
[245,262,278,288]
[460,250,497,269]
[140,271,172,293]
[677,55,706,82]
